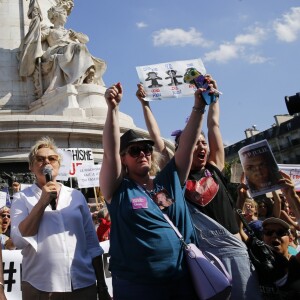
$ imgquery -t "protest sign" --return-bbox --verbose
[56,149,73,181]
[229,162,300,192]
[136,58,206,101]
[76,164,101,189]
[0,191,7,208]
[2,241,112,300]
[278,164,300,191]
[230,162,243,183]
[239,140,283,197]
[56,148,94,180]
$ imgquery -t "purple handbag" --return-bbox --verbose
[184,243,232,300]
[163,214,232,300]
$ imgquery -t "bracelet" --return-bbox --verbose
[0,282,4,288]
[192,106,206,113]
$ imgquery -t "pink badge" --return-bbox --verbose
[132,197,148,209]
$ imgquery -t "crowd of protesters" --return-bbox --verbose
[0,79,299,300]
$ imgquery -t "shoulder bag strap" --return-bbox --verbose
[235,208,256,238]
[162,214,189,246]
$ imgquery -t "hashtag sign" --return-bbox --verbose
[3,261,17,292]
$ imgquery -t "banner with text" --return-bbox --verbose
[231,163,300,191]
[56,148,94,180]
[76,164,101,189]
[2,241,111,299]
[278,164,300,191]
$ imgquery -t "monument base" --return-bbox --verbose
[0,84,137,166]
[28,84,109,118]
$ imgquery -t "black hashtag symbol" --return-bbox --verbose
[3,262,16,292]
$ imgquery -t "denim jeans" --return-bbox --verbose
[187,202,262,300]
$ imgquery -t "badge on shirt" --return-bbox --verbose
[151,188,175,210]
[132,197,148,209]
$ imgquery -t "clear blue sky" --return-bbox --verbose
[67,0,300,146]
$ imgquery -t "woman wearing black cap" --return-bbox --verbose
[100,82,206,300]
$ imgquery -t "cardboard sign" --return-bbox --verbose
[76,164,101,189]
[136,58,206,101]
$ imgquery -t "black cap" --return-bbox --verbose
[262,217,290,230]
[120,129,154,153]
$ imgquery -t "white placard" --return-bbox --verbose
[2,241,111,299]
[56,149,73,181]
[76,164,101,188]
[56,148,95,179]
[0,191,7,208]
[136,58,206,101]
[278,164,300,191]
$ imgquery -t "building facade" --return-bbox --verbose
[225,114,300,164]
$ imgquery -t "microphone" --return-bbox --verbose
[43,166,57,210]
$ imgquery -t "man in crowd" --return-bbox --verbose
[260,217,300,299]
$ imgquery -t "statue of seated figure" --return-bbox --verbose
[18,0,106,98]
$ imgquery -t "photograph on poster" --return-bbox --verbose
[239,140,283,197]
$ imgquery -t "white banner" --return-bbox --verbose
[56,148,95,180]
[76,164,101,189]
[278,164,300,191]
[0,191,7,208]
[56,149,73,181]
[136,58,206,101]
[2,241,112,299]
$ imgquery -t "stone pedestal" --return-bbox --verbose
[0,0,143,175]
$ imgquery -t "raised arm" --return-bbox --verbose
[136,83,170,168]
[280,171,300,222]
[206,77,224,171]
[100,83,123,203]
[235,182,251,242]
[174,89,206,185]
[271,190,281,218]
[69,30,89,44]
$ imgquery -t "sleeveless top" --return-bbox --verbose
[107,158,196,283]
[186,163,239,234]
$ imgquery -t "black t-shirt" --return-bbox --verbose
[186,163,239,234]
[259,255,300,300]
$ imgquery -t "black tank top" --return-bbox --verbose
[187,163,239,234]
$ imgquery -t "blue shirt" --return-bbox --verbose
[107,158,196,283]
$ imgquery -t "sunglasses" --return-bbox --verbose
[127,144,153,158]
[263,229,289,237]
[35,155,59,164]
[2,214,10,219]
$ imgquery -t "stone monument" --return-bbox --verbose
[0,0,142,176]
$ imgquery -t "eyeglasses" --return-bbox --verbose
[263,229,289,237]
[126,144,153,158]
[35,155,59,164]
[2,214,10,219]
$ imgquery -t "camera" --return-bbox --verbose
[285,93,300,115]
